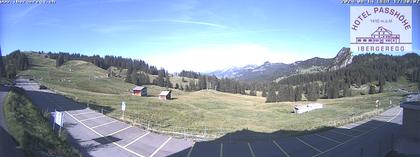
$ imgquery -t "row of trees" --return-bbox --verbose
[45,51,178,88]
[183,76,246,94]
[264,53,420,102]
[279,53,419,86]
[49,52,161,75]
[2,50,29,78]
[0,49,5,78]
[265,77,387,103]
[178,70,201,79]
[265,83,316,103]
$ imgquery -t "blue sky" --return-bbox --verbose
[1,0,419,72]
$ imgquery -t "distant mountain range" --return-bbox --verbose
[208,47,353,82]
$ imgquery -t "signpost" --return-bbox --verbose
[122,101,126,120]
[52,110,64,136]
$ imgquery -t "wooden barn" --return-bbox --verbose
[132,86,147,96]
[159,90,171,100]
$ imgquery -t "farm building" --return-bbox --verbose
[132,86,147,96]
[159,90,171,100]
[294,103,323,114]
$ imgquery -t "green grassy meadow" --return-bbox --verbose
[19,53,412,137]
[3,87,80,156]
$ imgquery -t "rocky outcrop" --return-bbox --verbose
[328,47,353,71]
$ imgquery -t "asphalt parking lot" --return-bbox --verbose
[16,79,403,157]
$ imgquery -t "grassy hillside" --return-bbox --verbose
[20,52,410,138]
[3,87,79,156]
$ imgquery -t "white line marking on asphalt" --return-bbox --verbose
[149,137,172,157]
[315,134,343,144]
[64,110,145,157]
[79,115,106,122]
[220,143,223,157]
[72,111,96,116]
[386,108,402,123]
[186,143,195,157]
[273,140,290,157]
[124,132,151,148]
[49,101,146,157]
[108,126,132,136]
[296,137,322,153]
[353,124,375,129]
[248,143,256,157]
[329,130,355,137]
[349,128,365,133]
[91,120,118,129]
[312,108,403,157]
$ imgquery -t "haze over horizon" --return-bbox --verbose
[1,0,419,72]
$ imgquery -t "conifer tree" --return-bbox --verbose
[56,54,65,67]
[0,48,5,78]
[266,86,277,103]
[378,77,385,93]
[294,86,303,101]
[369,84,376,94]
[343,84,352,97]
[261,88,267,97]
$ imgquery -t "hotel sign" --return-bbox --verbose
[350,6,412,52]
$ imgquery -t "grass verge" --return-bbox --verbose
[3,87,80,157]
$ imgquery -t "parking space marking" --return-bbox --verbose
[247,143,256,157]
[63,108,145,157]
[186,143,195,157]
[312,108,402,157]
[220,143,223,157]
[315,134,343,144]
[330,130,355,137]
[34,93,147,157]
[149,137,172,157]
[72,111,96,116]
[296,137,322,153]
[91,120,118,129]
[349,128,365,133]
[123,132,151,148]
[79,115,106,122]
[272,140,290,157]
[108,126,132,136]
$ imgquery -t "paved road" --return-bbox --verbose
[16,79,193,157]
[170,106,402,157]
[16,78,404,157]
[0,85,26,157]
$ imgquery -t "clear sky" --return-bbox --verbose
[1,0,419,72]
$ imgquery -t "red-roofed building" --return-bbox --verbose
[132,86,147,96]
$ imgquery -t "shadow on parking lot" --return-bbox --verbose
[25,90,115,113]
[69,135,122,156]
[168,120,402,157]
[92,135,122,145]
[19,88,117,157]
